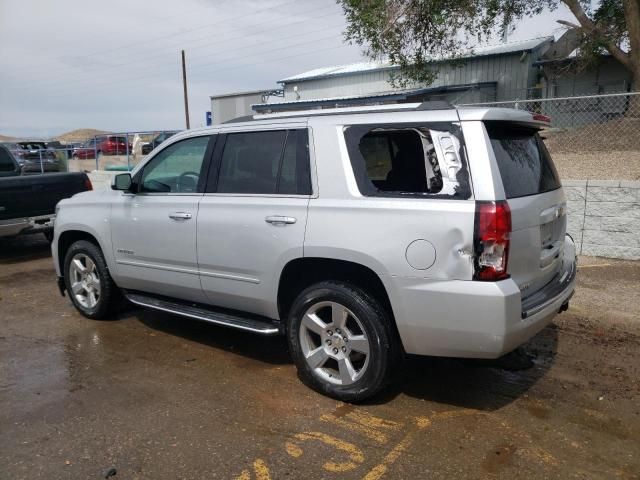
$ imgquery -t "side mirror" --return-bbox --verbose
[111,173,132,191]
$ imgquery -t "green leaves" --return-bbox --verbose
[337,0,633,86]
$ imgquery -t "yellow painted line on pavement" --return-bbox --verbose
[285,431,365,473]
[235,458,271,480]
[361,417,431,480]
[320,409,402,444]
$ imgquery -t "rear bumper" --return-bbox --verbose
[391,236,577,359]
[0,214,56,238]
[21,165,60,174]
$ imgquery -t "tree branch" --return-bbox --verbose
[562,0,632,69]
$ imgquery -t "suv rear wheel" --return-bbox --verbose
[287,281,398,402]
[63,240,118,319]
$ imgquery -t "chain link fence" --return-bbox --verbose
[66,130,179,173]
[461,92,640,180]
[461,91,640,151]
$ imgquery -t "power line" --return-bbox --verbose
[3,0,306,78]
[25,33,351,103]
[10,4,340,90]
[10,20,348,96]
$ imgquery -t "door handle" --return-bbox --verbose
[169,212,192,220]
[265,215,296,225]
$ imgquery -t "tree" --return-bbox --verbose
[338,0,640,91]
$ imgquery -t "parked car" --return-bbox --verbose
[0,141,60,174]
[52,103,576,402]
[46,140,75,159]
[141,131,176,155]
[72,136,132,159]
[0,145,92,241]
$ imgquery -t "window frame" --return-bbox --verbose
[343,122,472,200]
[132,134,216,196]
[205,128,312,197]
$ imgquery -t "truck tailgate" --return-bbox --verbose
[0,173,89,221]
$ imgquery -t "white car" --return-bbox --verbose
[52,102,576,402]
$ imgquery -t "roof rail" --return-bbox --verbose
[416,100,452,110]
[222,101,454,123]
[222,115,256,124]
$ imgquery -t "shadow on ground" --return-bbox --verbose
[0,234,51,264]
[135,307,558,411]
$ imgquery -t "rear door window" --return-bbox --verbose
[485,122,561,198]
[213,129,311,195]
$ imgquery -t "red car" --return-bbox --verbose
[72,136,132,159]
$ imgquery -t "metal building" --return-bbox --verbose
[208,35,634,119]
[210,89,283,125]
[255,36,555,113]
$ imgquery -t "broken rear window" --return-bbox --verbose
[344,123,470,199]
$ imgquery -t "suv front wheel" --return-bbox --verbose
[63,240,118,319]
[287,281,399,402]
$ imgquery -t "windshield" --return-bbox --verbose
[485,121,561,199]
[18,143,46,150]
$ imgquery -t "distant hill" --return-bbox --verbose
[0,134,19,142]
[55,129,110,143]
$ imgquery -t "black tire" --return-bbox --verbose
[287,281,400,402]
[63,240,119,320]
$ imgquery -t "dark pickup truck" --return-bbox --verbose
[0,145,92,240]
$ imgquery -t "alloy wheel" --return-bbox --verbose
[69,253,101,309]
[299,301,371,385]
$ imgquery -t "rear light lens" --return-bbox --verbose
[84,178,93,191]
[532,113,551,124]
[473,201,511,281]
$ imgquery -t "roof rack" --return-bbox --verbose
[223,101,454,124]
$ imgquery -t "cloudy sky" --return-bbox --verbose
[0,0,579,138]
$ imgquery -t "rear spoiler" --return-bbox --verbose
[456,107,551,128]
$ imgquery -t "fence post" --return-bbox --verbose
[94,136,99,171]
[126,133,130,171]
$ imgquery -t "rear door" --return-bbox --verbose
[197,126,312,318]
[484,121,566,296]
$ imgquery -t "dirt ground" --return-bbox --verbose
[1,235,639,480]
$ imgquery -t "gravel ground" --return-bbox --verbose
[543,117,640,181]
[1,235,639,479]
[550,151,640,181]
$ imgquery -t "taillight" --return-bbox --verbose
[473,201,511,281]
[84,178,93,191]
[532,113,551,124]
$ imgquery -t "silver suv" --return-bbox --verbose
[52,103,576,402]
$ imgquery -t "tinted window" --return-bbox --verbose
[140,136,210,193]
[344,123,470,199]
[485,122,561,198]
[0,147,16,172]
[216,130,311,195]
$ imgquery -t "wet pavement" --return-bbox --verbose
[1,235,639,479]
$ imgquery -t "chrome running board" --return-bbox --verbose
[125,292,281,335]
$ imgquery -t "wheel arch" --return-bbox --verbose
[57,229,104,274]
[277,257,398,334]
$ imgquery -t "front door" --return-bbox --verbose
[197,127,312,319]
[110,134,214,303]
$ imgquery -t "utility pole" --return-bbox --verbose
[181,49,190,129]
